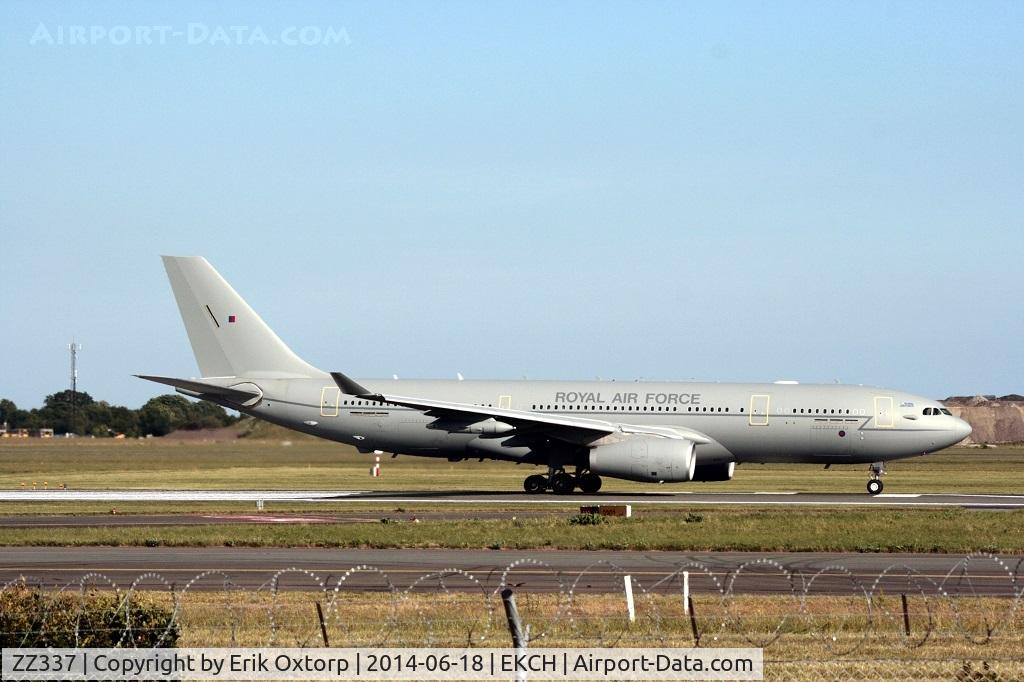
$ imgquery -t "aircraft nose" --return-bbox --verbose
[953,417,972,442]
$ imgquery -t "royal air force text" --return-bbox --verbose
[553,391,702,406]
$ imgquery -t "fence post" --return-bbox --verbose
[315,601,330,646]
[501,588,527,649]
[687,596,701,647]
[624,575,636,624]
[900,594,911,637]
[683,571,689,614]
[501,588,528,682]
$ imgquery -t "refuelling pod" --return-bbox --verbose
[588,436,696,483]
[466,435,533,462]
[691,461,735,482]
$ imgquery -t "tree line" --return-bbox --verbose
[0,391,238,437]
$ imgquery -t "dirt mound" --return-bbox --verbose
[942,398,1024,444]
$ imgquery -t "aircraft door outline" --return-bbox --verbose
[873,396,894,428]
[749,394,770,426]
[320,386,340,417]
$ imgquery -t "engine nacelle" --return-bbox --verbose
[588,436,696,483]
[691,461,735,482]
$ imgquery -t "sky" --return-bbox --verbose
[0,1,1021,409]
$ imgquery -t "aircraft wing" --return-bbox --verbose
[355,390,712,446]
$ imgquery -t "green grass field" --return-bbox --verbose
[1,508,1021,553]
[1,439,1022,552]
[1,438,1022,494]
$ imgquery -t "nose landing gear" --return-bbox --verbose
[867,462,886,495]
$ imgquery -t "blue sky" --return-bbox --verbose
[1,1,1021,408]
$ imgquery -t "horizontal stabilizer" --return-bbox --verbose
[135,375,261,403]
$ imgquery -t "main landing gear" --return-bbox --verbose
[866,461,886,495]
[523,469,602,495]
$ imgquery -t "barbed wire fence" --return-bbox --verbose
[3,552,1024,680]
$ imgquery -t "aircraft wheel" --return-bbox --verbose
[867,479,883,495]
[551,472,576,495]
[524,475,547,494]
[578,473,602,494]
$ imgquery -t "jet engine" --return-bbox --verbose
[588,436,696,483]
[691,461,735,481]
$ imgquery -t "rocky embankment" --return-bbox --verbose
[943,395,1024,445]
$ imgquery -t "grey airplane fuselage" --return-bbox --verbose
[237,378,970,469]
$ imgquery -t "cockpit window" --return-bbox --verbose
[923,408,933,415]
[940,408,952,416]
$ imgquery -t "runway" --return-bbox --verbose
[3,547,1021,596]
[0,511,556,527]
[3,489,1024,508]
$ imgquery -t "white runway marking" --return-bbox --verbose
[0,490,367,501]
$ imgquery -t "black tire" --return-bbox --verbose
[578,473,602,494]
[551,472,576,495]
[867,479,883,495]
[523,475,547,494]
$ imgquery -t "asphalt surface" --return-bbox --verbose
[3,548,1021,596]
[3,489,1024,508]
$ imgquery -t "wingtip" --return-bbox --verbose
[330,371,370,396]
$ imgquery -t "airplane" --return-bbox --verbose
[140,256,972,496]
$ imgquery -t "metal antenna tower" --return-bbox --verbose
[69,340,81,435]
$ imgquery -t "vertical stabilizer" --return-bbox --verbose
[161,256,324,378]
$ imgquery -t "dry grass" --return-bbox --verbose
[0,439,1022,495]
[1,508,1023,552]
[6,584,1023,679]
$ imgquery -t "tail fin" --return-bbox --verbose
[161,256,324,378]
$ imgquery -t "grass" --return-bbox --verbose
[1,508,1022,552]
[21,589,1023,680]
[1,438,1023,495]
[1,440,1023,552]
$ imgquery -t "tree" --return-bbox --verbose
[44,390,95,409]
[0,399,17,427]
[107,406,140,438]
[138,395,192,436]
[186,399,237,429]
[38,390,96,435]
[0,391,234,438]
